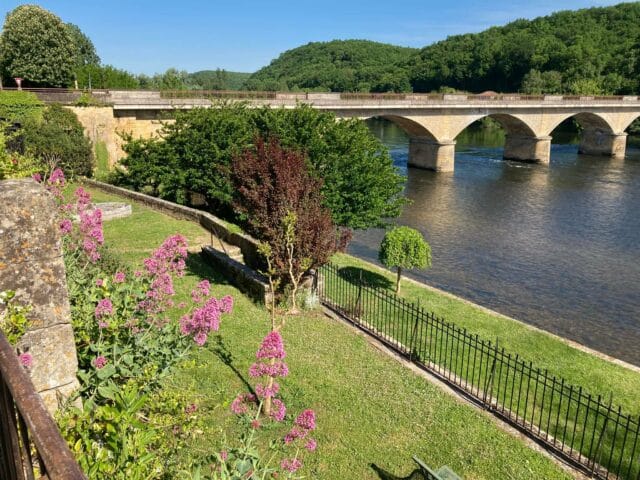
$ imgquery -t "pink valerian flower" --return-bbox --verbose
[280,458,302,473]
[179,295,233,345]
[93,356,107,369]
[137,235,189,317]
[184,403,198,414]
[59,219,72,235]
[74,187,91,211]
[256,331,286,360]
[270,398,286,422]
[95,298,113,318]
[220,451,228,461]
[191,280,210,303]
[32,173,42,183]
[295,410,316,430]
[43,168,66,200]
[98,320,109,329]
[95,278,104,287]
[255,382,280,399]
[113,272,126,283]
[249,360,289,378]
[230,393,257,415]
[19,352,33,368]
[305,439,317,452]
[284,410,317,445]
[251,419,261,429]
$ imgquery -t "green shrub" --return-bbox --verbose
[379,226,431,293]
[116,104,406,229]
[0,90,43,124]
[22,104,93,177]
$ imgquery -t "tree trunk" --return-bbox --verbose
[396,267,402,294]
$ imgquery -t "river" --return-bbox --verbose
[350,118,640,365]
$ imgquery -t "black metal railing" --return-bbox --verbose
[0,331,86,479]
[318,263,640,479]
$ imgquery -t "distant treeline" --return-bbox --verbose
[245,3,640,95]
[74,66,252,91]
[3,3,640,94]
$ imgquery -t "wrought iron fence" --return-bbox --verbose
[318,263,640,479]
[0,331,86,480]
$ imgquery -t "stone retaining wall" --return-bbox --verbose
[0,179,80,414]
[82,179,263,268]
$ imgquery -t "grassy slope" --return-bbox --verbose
[331,253,640,415]
[81,184,572,479]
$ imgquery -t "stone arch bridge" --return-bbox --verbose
[26,89,640,172]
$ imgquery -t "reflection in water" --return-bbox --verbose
[350,119,640,365]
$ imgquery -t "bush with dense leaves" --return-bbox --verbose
[22,104,93,177]
[115,103,405,229]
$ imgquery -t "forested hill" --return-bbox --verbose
[244,40,418,92]
[411,2,640,94]
[245,3,640,95]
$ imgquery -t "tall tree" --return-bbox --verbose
[232,137,350,309]
[0,5,77,87]
[66,23,100,67]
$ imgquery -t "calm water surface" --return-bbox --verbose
[351,119,640,365]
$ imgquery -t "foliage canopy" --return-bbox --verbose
[379,226,431,293]
[115,104,405,230]
[0,5,77,87]
[245,40,417,92]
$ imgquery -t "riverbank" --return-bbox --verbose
[331,252,640,415]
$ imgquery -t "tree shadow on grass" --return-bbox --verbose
[210,335,255,396]
[338,266,393,290]
[370,464,427,480]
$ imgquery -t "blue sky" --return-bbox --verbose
[0,1,625,74]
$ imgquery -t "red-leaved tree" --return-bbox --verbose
[232,137,350,313]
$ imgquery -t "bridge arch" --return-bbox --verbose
[546,112,626,158]
[451,113,539,140]
[367,115,438,141]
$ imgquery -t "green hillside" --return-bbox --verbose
[411,2,640,94]
[244,39,418,92]
[245,3,640,95]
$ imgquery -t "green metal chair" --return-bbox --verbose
[412,456,463,480]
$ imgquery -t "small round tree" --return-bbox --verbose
[379,226,431,294]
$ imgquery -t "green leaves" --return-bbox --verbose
[379,226,432,271]
[117,104,405,230]
[0,5,77,87]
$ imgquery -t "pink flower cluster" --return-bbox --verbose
[79,208,104,263]
[93,355,107,369]
[19,352,33,368]
[138,235,188,316]
[279,409,317,472]
[250,331,289,401]
[34,168,65,200]
[95,298,113,318]
[180,294,233,345]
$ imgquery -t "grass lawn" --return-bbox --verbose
[330,253,640,416]
[77,183,576,479]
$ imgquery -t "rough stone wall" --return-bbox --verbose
[0,179,80,414]
[68,106,170,167]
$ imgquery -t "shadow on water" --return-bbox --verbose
[338,266,393,290]
[370,463,428,480]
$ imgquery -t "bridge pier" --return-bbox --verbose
[503,135,551,164]
[408,137,456,172]
[579,131,627,158]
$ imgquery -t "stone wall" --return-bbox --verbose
[82,179,263,269]
[0,179,80,414]
[68,106,170,167]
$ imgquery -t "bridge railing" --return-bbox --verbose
[0,331,86,480]
[1,87,638,106]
